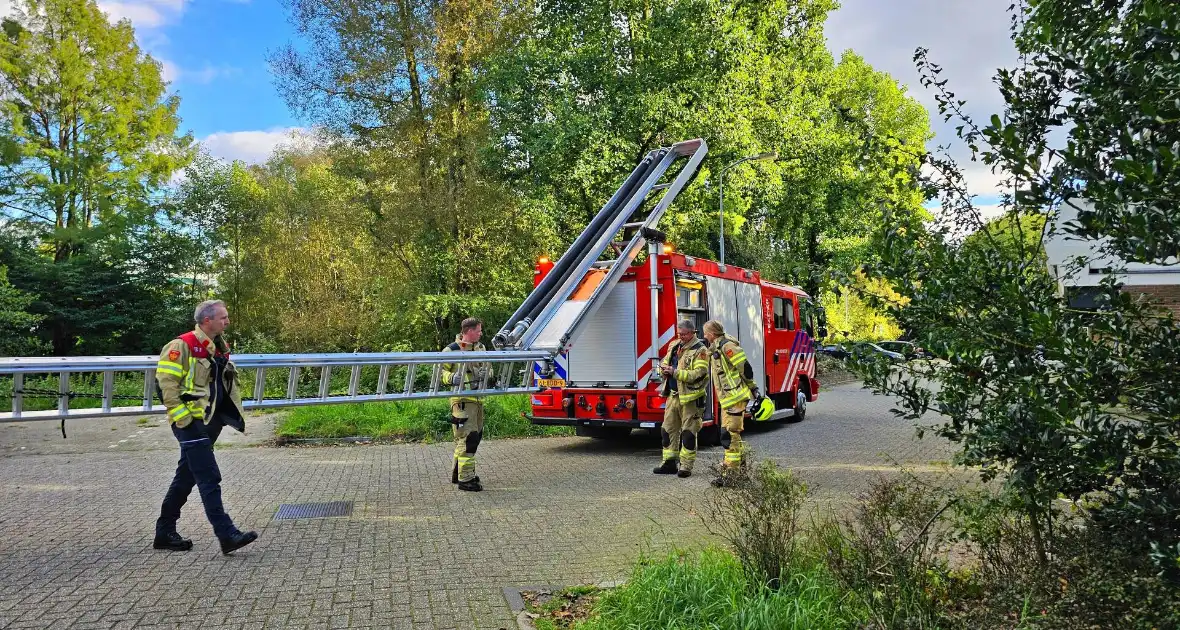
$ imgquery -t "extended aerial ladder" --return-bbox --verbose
[0,139,708,427]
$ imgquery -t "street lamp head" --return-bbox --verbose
[754,151,778,161]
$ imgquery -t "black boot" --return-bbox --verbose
[677,469,692,478]
[653,459,678,475]
[457,478,483,492]
[219,530,258,555]
[153,531,193,551]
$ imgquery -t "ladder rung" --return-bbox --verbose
[650,183,671,191]
[621,222,645,229]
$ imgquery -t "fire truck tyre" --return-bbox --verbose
[699,423,720,447]
[793,389,808,423]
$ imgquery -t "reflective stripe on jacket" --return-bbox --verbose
[660,337,709,402]
[710,335,752,411]
[156,328,246,431]
[441,336,491,406]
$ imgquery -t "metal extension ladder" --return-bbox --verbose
[0,350,548,424]
[519,139,707,353]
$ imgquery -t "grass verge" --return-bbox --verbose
[274,394,573,442]
[525,548,866,630]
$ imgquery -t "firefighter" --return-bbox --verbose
[441,317,492,492]
[702,319,753,487]
[653,320,710,477]
[154,300,258,555]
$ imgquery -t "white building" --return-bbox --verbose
[1043,199,1180,317]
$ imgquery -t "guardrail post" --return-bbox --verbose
[59,371,70,416]
[12,374,23,419]
[254,368,266,404]
[102,371,114,413]
[143,369,156,411]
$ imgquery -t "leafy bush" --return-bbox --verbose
[703,461,809,589]
[815,476,962,629]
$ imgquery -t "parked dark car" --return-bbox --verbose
[877,340,934,361]
[820,342,905,363]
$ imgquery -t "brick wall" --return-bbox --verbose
[1122,284,1180,320]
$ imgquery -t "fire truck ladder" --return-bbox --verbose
[0,351,549,425]
[0,139,707,426]
[493,138,708,357]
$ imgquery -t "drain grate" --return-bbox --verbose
[274,501,353,520]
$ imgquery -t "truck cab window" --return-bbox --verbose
[774,297,796,330]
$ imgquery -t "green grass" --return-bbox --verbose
[274,394,574,442]
[574,548,867,630]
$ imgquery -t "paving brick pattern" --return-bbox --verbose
[0,382,953,629]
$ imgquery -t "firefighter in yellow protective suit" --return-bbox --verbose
[153,299,258,555]
[441,317,491,492]
[703,320,754,487]
[653,320,711,478]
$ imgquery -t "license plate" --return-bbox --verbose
[537,378,566,388]
[640,422,656,428]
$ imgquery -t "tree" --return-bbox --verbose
[271,0,555,343]
[171,152,266,315]
[1013,0,1179,263]
[0,0,194,354]
[486,0,931,295]
[857,2,1180,612]
[0,264,45,355]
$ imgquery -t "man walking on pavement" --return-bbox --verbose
[654,320,710,478]
[703,320,754,487]
[154,300,258,554]
[442,317,492,492]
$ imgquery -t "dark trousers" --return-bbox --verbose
[156,415,237,540]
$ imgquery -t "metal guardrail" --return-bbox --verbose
[0,350,550,423]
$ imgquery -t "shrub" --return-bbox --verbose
[702,461,809,589]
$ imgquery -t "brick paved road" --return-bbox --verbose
[0,381,954,629]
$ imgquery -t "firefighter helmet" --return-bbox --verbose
[754,397,774,421]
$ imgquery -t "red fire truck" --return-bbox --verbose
[527,248,825,443]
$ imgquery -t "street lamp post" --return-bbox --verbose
[719,151,777,268]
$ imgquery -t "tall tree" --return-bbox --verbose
[0,0,193,353]
[486,0,930,295]
[272,0,553,341]
[858,3,1179,620]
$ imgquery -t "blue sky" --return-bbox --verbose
[2,0,1015,204]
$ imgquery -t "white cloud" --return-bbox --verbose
[157,61,240,86]
[826,0,1019,199]
[188,64,241,85]
[200,127,315,164]
[97,0,188,28]
[0,0,12,19]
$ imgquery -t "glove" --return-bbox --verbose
[449,372,464,386]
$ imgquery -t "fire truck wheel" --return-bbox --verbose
[793,389,808,423]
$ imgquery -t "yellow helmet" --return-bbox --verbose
[754,397,775,421]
